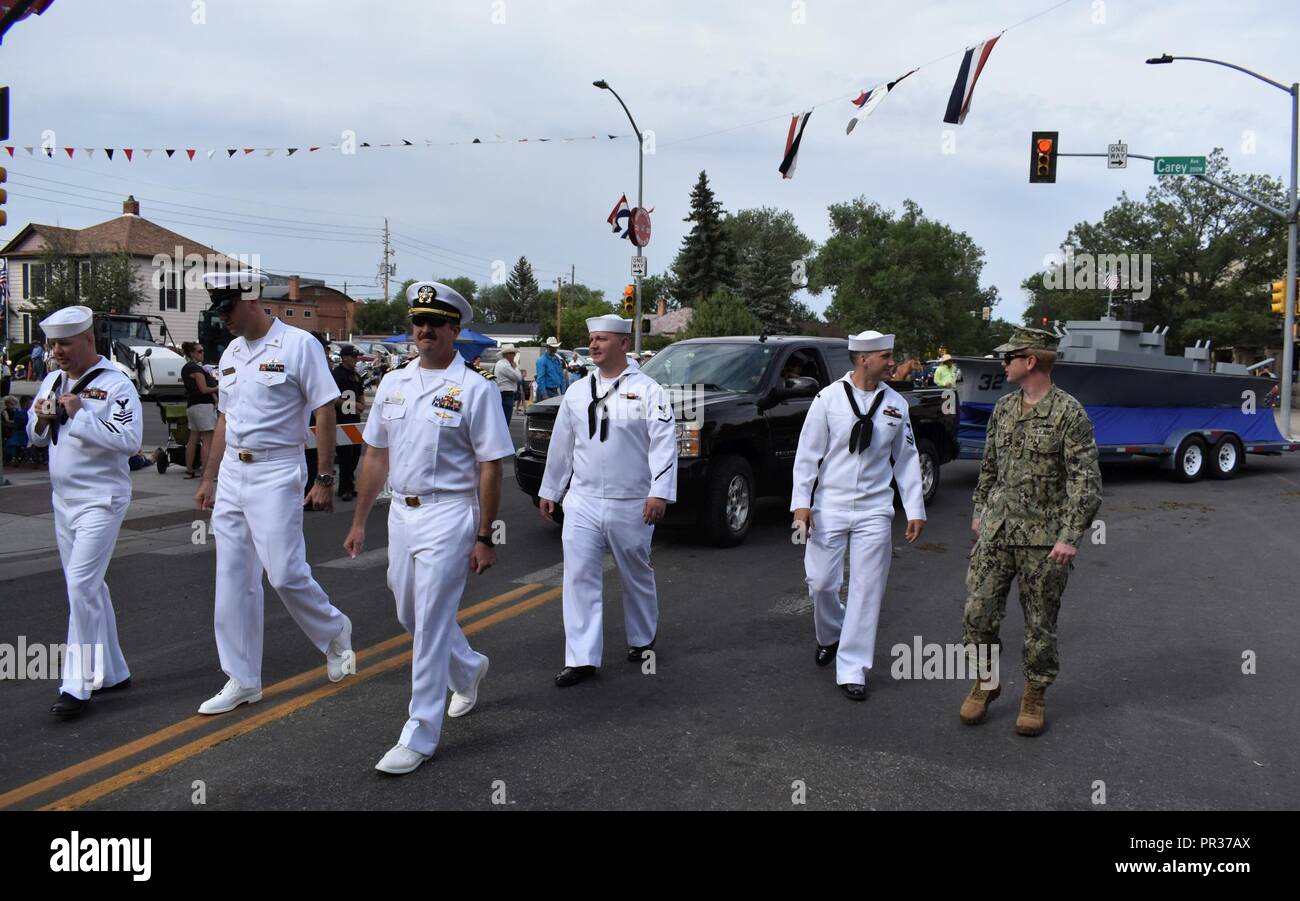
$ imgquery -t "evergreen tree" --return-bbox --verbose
[671,171,737,307]
[728,208,815,333]
[504,256,540,322]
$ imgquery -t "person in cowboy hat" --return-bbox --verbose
[535,336,567,400]
[192,270,354,716]
[539,314,677,687]
[344,281,515,775]
[492,344,523,424]
[26,305,142,717]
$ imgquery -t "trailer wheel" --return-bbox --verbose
[155,448,169,474]
[1173,435,1208,482]
[1210,435,1243,480]
[918,438,940,505]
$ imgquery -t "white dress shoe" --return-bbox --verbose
[448,656,489,718]
[326,615,355,682]
[197,678,262,715]
[375,744,430,775]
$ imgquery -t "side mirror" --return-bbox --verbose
[141,348,153,358]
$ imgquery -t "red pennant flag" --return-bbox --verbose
[186,149,196,160]
[5,146,13,157]
[243,148,254,155]
[308,146,319,152]
[64,147,74,158]
[124,148,134,161]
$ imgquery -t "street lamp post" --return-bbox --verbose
[1147,54,1299,438]
[594,79,645,355]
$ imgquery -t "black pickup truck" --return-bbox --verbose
[514,335,960,546]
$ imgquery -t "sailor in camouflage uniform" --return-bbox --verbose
[960,327,1101,736]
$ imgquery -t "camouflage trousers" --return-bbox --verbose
[962,541,1070,688]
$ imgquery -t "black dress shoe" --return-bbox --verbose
[840,683,866,702]
[554,665,596,687]
[815,642,839,667]
[94,677,131,693]
[627,638,656,662]
[50,692,89,717]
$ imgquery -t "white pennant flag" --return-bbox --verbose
[84,148,95,158]
[206,149,216,159]
[846,70,916,135]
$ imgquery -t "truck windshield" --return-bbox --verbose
[101,318,158,345]
[640,343,773,392]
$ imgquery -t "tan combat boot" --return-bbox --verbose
[1014,684,1047,736]
[959,680,1001,725]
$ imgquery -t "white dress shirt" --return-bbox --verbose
[790,373,926,521]
[540,366,677,503]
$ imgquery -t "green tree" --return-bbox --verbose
[536,282,608,340]
[808,197,1000,357]
[27,234,146,320]
[726,207,815,333]
[557,298,618,348]
[503,256,539,322]
[352,298,407,335]
[683,289,762,338]
[436,276,478,306]
[1020,148,1286,350]
[670,171,737,306]
[640,273,676,313]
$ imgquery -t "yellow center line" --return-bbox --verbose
[40,586,562,812]
[0,582,546,811]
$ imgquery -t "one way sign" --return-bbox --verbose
[1108,142,1127,169]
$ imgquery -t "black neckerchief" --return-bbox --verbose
[49,367,106,445]
[588,372,630,441]
[842,381,886,454]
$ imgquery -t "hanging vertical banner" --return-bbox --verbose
[846,69,916,135]
[943,34,1001,125]
[778,110,813,179]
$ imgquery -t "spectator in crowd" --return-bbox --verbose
[535,337,566,400]
[332,345,365,502]
[932,354,959,388]
[493,344,523,424]
[30,342,47,380]
[180,342,219,479]
[3,395,31,463]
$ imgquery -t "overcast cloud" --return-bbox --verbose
[1,0,1294,323]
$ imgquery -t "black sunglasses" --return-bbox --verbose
[410,314,450,329]
[1002,352,1031,364]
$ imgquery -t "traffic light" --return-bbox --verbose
[623,284,635,316]
[1271,279,1289,315]
[0,166,6,227]
[1029,131,1058,184]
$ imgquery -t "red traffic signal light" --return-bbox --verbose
[1029,130,1058,184]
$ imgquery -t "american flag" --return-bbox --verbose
[0,263,8,305]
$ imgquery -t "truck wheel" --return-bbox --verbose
[1210,435,1243,480]
[701,455,754,547]
[1173,435,1208,482]
[918,439,940,505]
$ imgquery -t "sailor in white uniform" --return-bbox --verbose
[539,314,677,687]
[791,330,926,701]
[27,306,142,717]
[344,282,515,776]
[193,271,353,714]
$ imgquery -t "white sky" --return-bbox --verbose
[1,0,1295,323]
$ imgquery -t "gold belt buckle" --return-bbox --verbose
[238,451,254,463]
[405,496,421,507]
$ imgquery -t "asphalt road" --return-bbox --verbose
[2,435,1299,810]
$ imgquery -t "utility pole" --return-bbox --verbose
[555,275,564,341]
[381,218,394,302]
